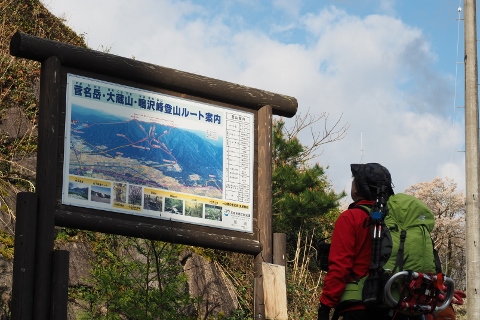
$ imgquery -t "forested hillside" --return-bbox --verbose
[0,0,87,227]
[1,0,87,317]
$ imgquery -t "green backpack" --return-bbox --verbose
[339,193,440,308]
[383,193,437,274]
[360,192,444,315]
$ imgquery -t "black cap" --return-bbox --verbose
[351,163,394,199]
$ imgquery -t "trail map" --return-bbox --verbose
[62,74,254,233]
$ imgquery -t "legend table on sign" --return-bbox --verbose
[225,112,253,204]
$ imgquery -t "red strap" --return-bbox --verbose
[434,273,444,290]
[453,290,466,305]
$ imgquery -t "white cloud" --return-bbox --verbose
[287,8,462,195]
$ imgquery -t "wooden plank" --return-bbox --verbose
[55,209,262,255]
[10,32,297,117]
[262,262,288,320]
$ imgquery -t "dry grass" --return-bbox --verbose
[287,230,323,319]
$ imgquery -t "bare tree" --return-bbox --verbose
[280,109,349,165]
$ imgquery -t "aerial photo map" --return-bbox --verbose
[69,104,224,198]
[62,74,254,232]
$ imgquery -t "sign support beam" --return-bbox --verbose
[254,105,273,319]
[33,55,62,320]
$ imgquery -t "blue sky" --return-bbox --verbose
[40,0,468,201]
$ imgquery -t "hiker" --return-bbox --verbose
[318,163,396,320]
[318,163,461,320]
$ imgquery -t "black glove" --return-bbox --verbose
[317,303,331,320]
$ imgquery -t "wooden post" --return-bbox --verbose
[464,0,480,318]
[51,250,70,320]
[260,233,287,319]
[11,192,38,320]
[33,55,62,320]
[273,233,287,268]
[254,105,273,319]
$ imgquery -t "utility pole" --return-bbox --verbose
[464,0,480,319]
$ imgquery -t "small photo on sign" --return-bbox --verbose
[68,182,89,200]
[91,186,111,204]
[185,201,203,218]
[113,183,127,203]
[128,185,142,206]
[144,194,163,212]
[205,204,222,221]
[165,197,183,215]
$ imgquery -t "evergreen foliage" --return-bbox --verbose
[272,118,344,240]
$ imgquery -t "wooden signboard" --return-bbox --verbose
[10,31,297,254]
[10,32,297,320]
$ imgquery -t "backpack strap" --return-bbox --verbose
[393,230,407,273]
[353,204,371,216]
[432,240,443,273]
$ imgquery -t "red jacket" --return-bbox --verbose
[320,199,374,309]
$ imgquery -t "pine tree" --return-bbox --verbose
[272,118,345,241]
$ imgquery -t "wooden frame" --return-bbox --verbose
[56,68,261,253]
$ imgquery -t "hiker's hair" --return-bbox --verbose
[353,178,377,201]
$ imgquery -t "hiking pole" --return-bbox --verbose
[370,186,388,266]
[363,186,389,307]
